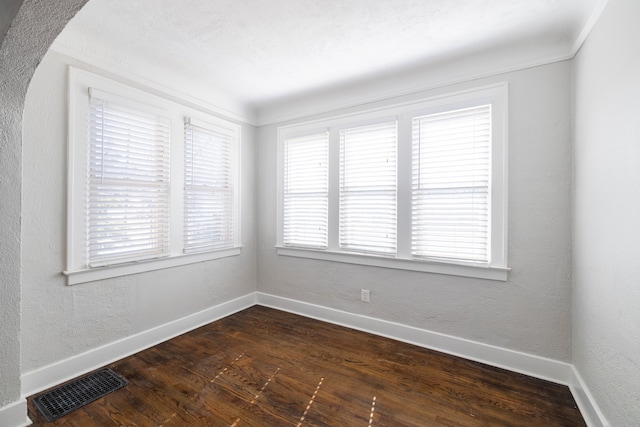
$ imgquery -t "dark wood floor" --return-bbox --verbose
[28,305,585,426]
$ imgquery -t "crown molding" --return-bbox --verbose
[50,41,258,126]
[255,52,572,127]
[570,0,611,56]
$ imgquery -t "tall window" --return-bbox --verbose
[283,133,329,249]
[67,68,241,285]
[87,96,171,267]
[412,105,491,263]
[339,121,397,254]
[278,84,508,280]
[184,120,236,253]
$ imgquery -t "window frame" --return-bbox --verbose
[282,131,330,249]
[85,90,172,267]
[183,117,240,253]
[65,68,241,285]
[338,120,398,255]
[411,104,492,264]
[276,84,509,281]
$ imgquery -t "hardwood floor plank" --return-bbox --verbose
[28,306,586,426]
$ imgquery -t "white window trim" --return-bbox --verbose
[282,131,330,249]
[276,83,509,281]
[64,248,241,285]
[65,67,241,285]
[183,117,241,253]
[277,247,508,281]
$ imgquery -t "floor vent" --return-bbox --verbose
[33,368,128,422]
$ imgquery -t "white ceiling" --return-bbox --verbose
[54,0,605,112]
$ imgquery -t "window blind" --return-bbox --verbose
[412,105,491,263]
[184,122,235,252]
[339,121,397,254]
[283,133,329,249]
[87,97,171,266]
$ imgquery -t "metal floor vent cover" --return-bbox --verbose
[33,368,128,422]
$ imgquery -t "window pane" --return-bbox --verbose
[412,105,490,263]
[340,121,397,254]
[184,123,235,252]
[283,133,329,248]
[87,97,170,266]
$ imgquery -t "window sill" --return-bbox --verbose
[276,246,509,281]
[63,247,242,285]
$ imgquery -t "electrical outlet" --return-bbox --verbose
[360,289,370,303]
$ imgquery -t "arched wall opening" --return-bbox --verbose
[0,1,87,423]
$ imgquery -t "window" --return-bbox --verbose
[66,68,241,285]
[278,84,508,281]
[412,105,490,263]
[86,95,171,267]
[283,132,329,249]
[184,119,237,253]
[339,121,397,254]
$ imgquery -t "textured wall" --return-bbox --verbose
[257,61,574,361]
[21,49,257,373]
[0,0,23,46]
[0,0,87,409]
[573,0,640,425]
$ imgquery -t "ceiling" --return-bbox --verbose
[53,0,606,113]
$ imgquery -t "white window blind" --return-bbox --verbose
[184,121,235,252]
[412,105,491,263]
[87,97,171,267]
[283,133,329,248]
[339,121,397,254]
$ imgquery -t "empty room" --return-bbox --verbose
[1,0,639,425]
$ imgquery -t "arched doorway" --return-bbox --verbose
[0,1,87,424]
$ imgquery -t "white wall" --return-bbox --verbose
[573,0,640,424]
[0,2,87,424]
[257,61,574,361]
[20,49,257,373]
[7,2,637,426]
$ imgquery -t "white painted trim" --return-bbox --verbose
[275,84,509,281]
[64,247,242,285]
[65,67,244,283]
[256,54,572,126]
[18,294,610,427]
[570,0,611,57]
[277,247,509,281]
[0,399,30,427]
[21,293,256,397]
[256,292,571,385]
[569,367,611,427]
[255,293,611,426]
[50,42,257,125]
[18,292,609,427]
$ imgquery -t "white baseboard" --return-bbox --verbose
[0,399,30,427]
[256,292,613,427]
[21,293,256,398]
[569,367,611,427]
[18,291,609,427]
[257,292,571,384]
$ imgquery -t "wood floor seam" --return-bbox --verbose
[27,306,586,426]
